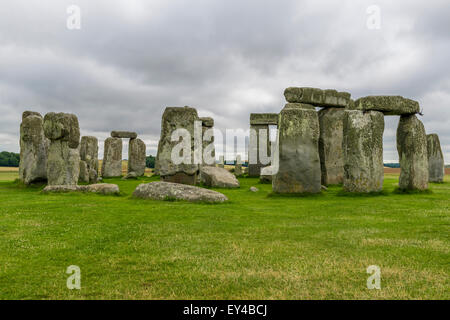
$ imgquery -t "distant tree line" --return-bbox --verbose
[0,151,20,167]
[384,163,400,168]
[146,155,156,168]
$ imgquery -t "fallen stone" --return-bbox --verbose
[250,186,259,192]
[122,171,138,180]
[133,181,228,203]
[259,166,273,183]
[111,131,137,139]
[318,108,345,185]
[352,96,420,115]
[200,166,240,188]
[343,110,384,192]
[128,138,146,176]
[42,185,79,193]
[19,112,48,184]
[397,115,429,190]
[272,104,321,193]
[234,155,243,176]
[427,134,445,183]
[102,137,122,178]
[284,87,351,108]
[42,183,119,195]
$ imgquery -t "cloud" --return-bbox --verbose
[0,0,449,162]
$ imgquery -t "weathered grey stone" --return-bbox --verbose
[250,113,278,125]
[218,155,225,168]
[199,117,214,128]
[250,186,259,192]
[19,112,48,184]
[343,110,384,192]
[318,108,345,185]
[43,112,80,149]
[234,155,243,176]
[102,137,123,178]
[284,87,351,108]
[128,138,146,176]
[283,103,316,110]
[260,165,273,183]
[352,96,420,115]
[200,166,240,188]
[272,105,321,193]
[427,134,445,183]
[248,123,270,176]
[42,183,119,195]
[200,117,215,166]
[133,181,228,203]
[46,140,80,186]
[79,136,98,183]
[397,115,429,190]
[111,131,137,139]
[42,185,79,193]
[156,106,200,184]
[122,171,138,180]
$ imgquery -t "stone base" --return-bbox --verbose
[161,172,197,185]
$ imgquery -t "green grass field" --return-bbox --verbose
[0,170,449,300]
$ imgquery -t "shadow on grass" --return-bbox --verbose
[336,190,389,197]
[267,192,323,198]
[393,188,433,195]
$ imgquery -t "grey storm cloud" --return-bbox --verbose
[0,0,449,161]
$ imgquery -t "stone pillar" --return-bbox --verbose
[79,136,98,183]
[128,138,146,176]
[427,134,445,183]
[102,137,123,178]
[235,154,242,176]
[397,115,428,190]
[272,103,321,193]
[318,108,346,185]
[248,124,270,177]
[43,112,80,186]
[157,106,200,185]
[199,117,215,166]
[343,110,384,192]
[19,111,49,184]
[218,155,224,168]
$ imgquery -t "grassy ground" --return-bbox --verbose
[0,170,448,300]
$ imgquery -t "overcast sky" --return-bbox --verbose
[0,0,449,162]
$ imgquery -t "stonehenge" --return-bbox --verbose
[234,154,242,176]
[43,112,80,186]
[427,134,445,183]
[79,136,99,183]
[218,155,224,168]
[284,87,351,108]
[343,110,385,192]
[248,113,277,176]
[102,137,123,178]
[199,117,215,166]
[272,103,322,193]
[19,111,49,184]
[128,138,146,176]
[352,96,420,115]
[397,115,429,190]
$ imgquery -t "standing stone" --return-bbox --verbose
[79,136,98,183]
[19,111,49,184]
[343,110,384,192]
[157,106,200,185]
[43,112,80,186]
[272,104,321,193]
[318,108,345,185]
[199,117,215,166]
[218,155,225,168]
[427,134,445,183]
[128,138,146,176]
[248,124,270,176]
[397,115,429,190]
[235,155,243,176]
[102,137,123,178]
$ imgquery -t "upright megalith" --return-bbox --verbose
[248,113,277,176]
[318,108,345,185]
[157,106,200,185]
[128,138,146,176]
[19,111,49,184]
[102,137,122,178]
[218,155,224,168]
[427,134,445,183]
[272,103,321,193]
[43,112,80,186]
[79,136,98,183]
[343,110,384,192]
[235,154,243,176]
[199,117,215,166]
[397,115,429,190]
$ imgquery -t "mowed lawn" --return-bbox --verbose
[0,169,449,300]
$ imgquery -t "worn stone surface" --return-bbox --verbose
[19,112,48,184]
[46,140,80,186]
[156,106,200,184]
[199,117,214,128]
[427,134,445,183]
[200,117,215,166]
[122,171,138,180]
[200,166,240,188]
[352,96,420,115]
[79,136,98,183]
[218,155,225,168]
[133,181,228,203]
[43,112,80,149]
[248,124,270,176]
[111,131,137,139]
[260,165,273,183]
[43,183,119,195]
[250,113,279,125]
[250,186,259,192]
[318,108,345,185]
[234,155,243,176]
[397,115,429,190]
[343,110,384,192]
[284,87,351,108]
[272,105,321,193]
[102,137,123,178]
[128,138,146,176]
